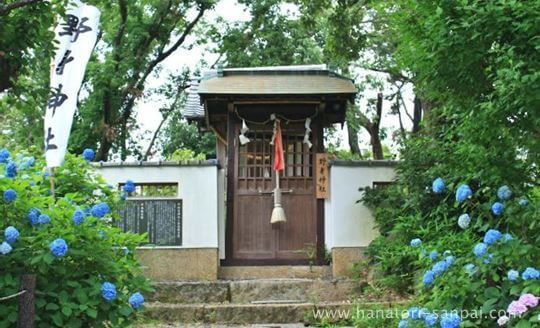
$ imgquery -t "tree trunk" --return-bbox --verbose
[370,93,384,160]
[347,123,362,155]
[412,96,422,133]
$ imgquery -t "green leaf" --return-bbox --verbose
[61,306,72,317]
[45,303,60,311]
[119,305,133,317]
[484,287,500,299]
[86,308,97,319]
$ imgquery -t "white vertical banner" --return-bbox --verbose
[45,0,100,167]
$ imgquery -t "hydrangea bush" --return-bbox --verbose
[0,148,151,327]
[398,180,539,327]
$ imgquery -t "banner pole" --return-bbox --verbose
[49,167,56,197]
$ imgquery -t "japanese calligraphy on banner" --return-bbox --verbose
[44,0,100,167]
[315,153,329,199]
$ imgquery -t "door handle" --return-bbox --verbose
[257,189,294,195]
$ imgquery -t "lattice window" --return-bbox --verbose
[238,131,312,179]
[119,182,178,197]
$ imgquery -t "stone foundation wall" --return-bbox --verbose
[136,247,219,281]
[331,247,366,278]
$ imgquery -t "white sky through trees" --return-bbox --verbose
[133,0,413,161]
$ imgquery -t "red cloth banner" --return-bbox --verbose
[273,120,285,171]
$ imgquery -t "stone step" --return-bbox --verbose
[144,301,355,325]
[150,279,363,304]
[218,266,332,280]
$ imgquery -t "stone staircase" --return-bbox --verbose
[140,266,401,326]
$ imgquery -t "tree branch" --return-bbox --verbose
[0,0,42,15]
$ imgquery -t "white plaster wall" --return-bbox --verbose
[324,164,396,249]
[217,169,226,259]
[96,165,219,248]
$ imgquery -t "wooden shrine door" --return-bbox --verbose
[231,123,318,263]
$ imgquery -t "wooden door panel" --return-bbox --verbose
[234,194,274,259]
[232,123,317,263]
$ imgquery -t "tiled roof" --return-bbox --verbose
[181,65,357,119]
[182,79,204,119]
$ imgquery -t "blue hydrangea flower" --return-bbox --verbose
[120,192,127,201]
[484,229,502,245]
[507,269,519,281]
[456,184,472,202]
[464,263,476,274]
[483,253,493,264]
[473,243,487,257]
[440,313,461,328]
[457,214,470,229]
[28,208,40,225]
[432,178,445,194]
[4,226,19,244]
[5,161,17,178]
[98,230,106,239]
[445,256,455,266]
[3,189,17,202]
[49,238,68,257]
[497,185,512,201]
[429,250,438,261]
[491,202,504,216]
[418,308,429,319]
[101,282,117,301]
[432,260,448,276]
[0,241,12,254]
[25,156,35,167]
[410,238,422,247]
[408,307,421,320]
[522,267,539,280]
[423,270,435,285]
[518,198,529,206]
[398,319,408,328]
[91,203,110,218]
[72,210,85,225]
[129,292,145,309]
[503,233,513,243]
[124,180,135,193]
[38,214,51,225]
[82,148,95,161]
[424,313,438,327]
[0,148,10,163]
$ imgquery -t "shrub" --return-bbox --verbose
[0,149,151,327]
[395,180,539,327]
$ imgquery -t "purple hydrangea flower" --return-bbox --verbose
[518,294,539,308]
[507,300,527,315]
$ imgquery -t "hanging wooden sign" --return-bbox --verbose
[315,153,329,199]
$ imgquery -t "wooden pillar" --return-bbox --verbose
[18,274,36,328]
[224,103,236,264]
[316,103,326,265]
